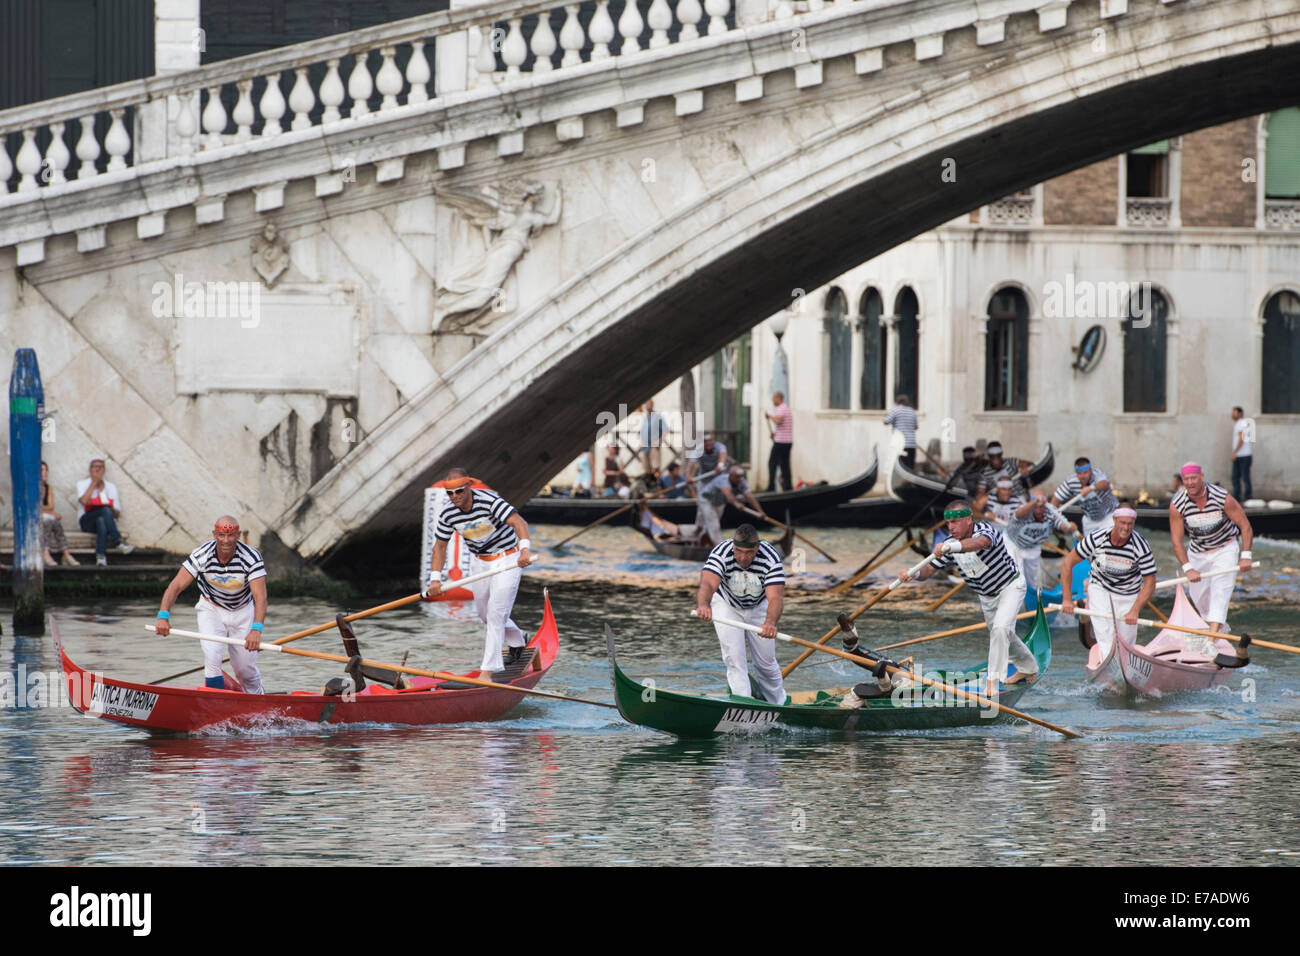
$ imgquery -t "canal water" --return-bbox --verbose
[3,526,1299,865]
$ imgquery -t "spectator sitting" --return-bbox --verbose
[41,460,78,567]
[76,456,134,565]
[659,463,687,498]
[603,443,625,493]
[615,475,632,500]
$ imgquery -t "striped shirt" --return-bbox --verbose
[436,489,519,555]
[704,540,785,609]
[1008,502,1069,550]
[1076,527,1157,595]
[932,521,1020,596]
[977,459,1028,497]
[884,405,918,449]
[771,403,793,443]
[183,540,266,610]
[1053,468,1117,522]
[1172,484,1240,553]
[985,494,1024,526]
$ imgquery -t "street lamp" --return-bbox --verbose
[767,310,790,401]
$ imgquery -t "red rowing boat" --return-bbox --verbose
[56,591,560,735]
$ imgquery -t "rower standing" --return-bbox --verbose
[1007,491,1077,589]
[424,469,532,678]
[1059,507,1157,659]
[154,515,267,692]
[898,502,1037,698]
[977,477,1026,578]
[1053,456,1117,535]
[975,442,1033,500]
[1168,462,1253,634]
[694,524,787,704]
[686,432,728,491]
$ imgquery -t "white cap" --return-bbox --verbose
[88,455,106,468]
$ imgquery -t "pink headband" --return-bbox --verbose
[1113,507,1137,519]
[1180,462,1202,477]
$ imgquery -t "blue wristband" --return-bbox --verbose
[249,622,263,632]
[156,610,170,620]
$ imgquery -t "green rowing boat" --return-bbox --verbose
[605,605,1052,738]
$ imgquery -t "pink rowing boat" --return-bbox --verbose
[1114,585,1246,696]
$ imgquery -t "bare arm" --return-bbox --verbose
[154,567,196,637]
[246,577,268,649]
[760,584,783,638]
[507,512,532,565]
[695,570,722,620]
[1059,549,1082,613]
[1126,574,1157,626]
[426,538,450,596]
[1223,495,1254,565]
[1168,504,1189,569]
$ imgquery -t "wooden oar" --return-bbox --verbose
[781,551,945,678]
[551,476,703,550]
[873,610,1040,652]
[739,506,836,562]
[696,612,1080,739]
[831,519,946,595]
[926,580,966,612]
[149,556,537,685]
[1050,606,1299,656]
[147,625,618,707]
[1156,561,1259,590]
[919,446,950,478]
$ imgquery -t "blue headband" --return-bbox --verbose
[1074,464,1091,473]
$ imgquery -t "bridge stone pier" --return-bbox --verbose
[2,0,1298,574]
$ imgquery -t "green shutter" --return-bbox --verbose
[1266,108,1300,200]
[1130,140,1170,155]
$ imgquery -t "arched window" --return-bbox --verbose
[1122,286,1168,413]
[894,287,919,410]
[858,287,886,409]
[984,287,1029,410]
[1266,109,1300,200]
[823,287,851,409]
[1262,289,1300,413]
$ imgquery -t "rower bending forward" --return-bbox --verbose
[1059,508,1157,659]
[695,524,788,704]
[899,503,1037,698]
[425,469,532,678]
[1168,461,1253,633]
[155,515,268,693]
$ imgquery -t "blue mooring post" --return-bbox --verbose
[9,349,45,634]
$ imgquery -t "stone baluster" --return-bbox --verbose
[320,60,345,123]
[531,13,557,72]
[15,129,40,190]
[647,0,672,48]
[560,6,585,67]
[75,114,101,177]
[289,67,315,130]
[104,109,131,170]
[406,40,431,103]
[618,0,645,53]
[678,0,704,40]
[43,122,70,184]
[705,0,730,36]
[202,87,228,147]
[773,0,794,19]
[260,72,287,136]
[0,135,12,190]
[173,92,200,153]
[376,46,403,109]
[474,24,499,82]
[808,0,824,11]
[502,19,527,76]
[349,53,374,117]
[232,79,255,140]
[590,2,615,60]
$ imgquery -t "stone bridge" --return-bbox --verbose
[2,0,1297,574]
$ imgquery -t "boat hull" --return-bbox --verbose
[607,606,1052,738]
[888,444,1055,509]
[56,592,561,735]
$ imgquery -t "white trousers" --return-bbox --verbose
[695,500,724,545]
[470,557,525,673]
[1084,579,1139,659]
[1187,541,1239,626]
[978,573,1036,684]
[1003,539,1041,590]
[197,598,263,694]
[711,594,786,704]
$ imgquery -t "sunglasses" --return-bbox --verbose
[448,487,470,495]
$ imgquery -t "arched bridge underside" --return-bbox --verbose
[304,1,1300,574]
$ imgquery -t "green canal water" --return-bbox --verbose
[2,526,1299,865]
